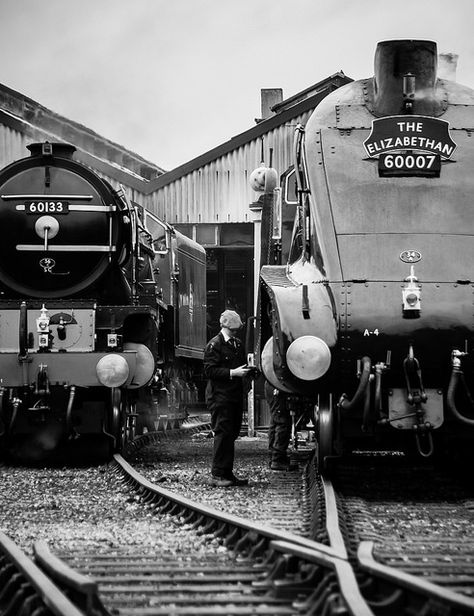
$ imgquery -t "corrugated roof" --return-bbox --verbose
[0,71,352,196]
[149,72,352,191]
[0,82,165,181]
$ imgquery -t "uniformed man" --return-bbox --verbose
[204,310,251,487]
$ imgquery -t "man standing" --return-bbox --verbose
[204,310,251,487]
[265,380,293,471]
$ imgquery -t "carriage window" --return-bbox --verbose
[145,212,168,253]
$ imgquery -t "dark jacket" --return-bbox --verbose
[204,331,246,404]
[264,381,287,414]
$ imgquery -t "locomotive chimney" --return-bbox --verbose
[27,142,76,159]
[372,39,442,116]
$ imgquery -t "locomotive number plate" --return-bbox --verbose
[25,200,69,214]
[378,153,441,178]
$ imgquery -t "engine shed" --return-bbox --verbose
[0,73,352,426]
[0,74,351,336]
[146,75,352,339]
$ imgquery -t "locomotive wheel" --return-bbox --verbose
[108,388,137,453]
[109,388,125,452]
[316,394,334,472]
[124,393,137,444]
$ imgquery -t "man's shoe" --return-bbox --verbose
[210,475,232,487]
[270,461,289,471]
[229,474,249,486]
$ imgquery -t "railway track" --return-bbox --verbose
[332,459,474,606]
[36,452,474,615]
[0,431,366,615]
[0,530,82,616]
[127,429,315,536]
[31,450,365,615]
[2,430,474,615]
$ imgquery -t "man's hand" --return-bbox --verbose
[230,364,251,378]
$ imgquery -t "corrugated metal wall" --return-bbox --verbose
[89,170,152,208]
[148,110,312,224]
[0,122,152,206]
[0,124,30,169]
[0,107,313,226]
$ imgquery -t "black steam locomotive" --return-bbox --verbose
[0,142,206,460]
[256,39,474,468]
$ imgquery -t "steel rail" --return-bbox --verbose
[321,475,348,559]
[271,540,374,616]
[34,540,110,616]
[111,453,376,615]
[26,439,469,616]
[122,419,213,456]
[113,453,341,559]
[358,541,474,615]
[0,531,83,616]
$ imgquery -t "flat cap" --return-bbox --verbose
[219,310,243,329]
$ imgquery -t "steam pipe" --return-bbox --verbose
[293,124,306,195]
[338,356,372,411]
[9,398,21,431]
[460,372,474,407]
[373,361,387,421]
[415,430,434,457]
[66,386,79,439]
[447,359,474,426]
[362,374,374,431]
[403,345,427,404]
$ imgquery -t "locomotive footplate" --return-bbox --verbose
[0,351,137,388]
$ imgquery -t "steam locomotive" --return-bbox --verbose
[0,142,206,460]
[256,39,474,468]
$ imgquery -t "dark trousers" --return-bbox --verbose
[268,405,291,463]
[210,401,242,478]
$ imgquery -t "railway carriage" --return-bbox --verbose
[256,39,474,468]
[0,142,206,460]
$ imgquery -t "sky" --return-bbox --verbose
[1,0,474,171]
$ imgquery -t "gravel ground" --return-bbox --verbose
[0,463,229,558]
[0,430,309,557]
[129,430,308,530]
[335,463,474,545]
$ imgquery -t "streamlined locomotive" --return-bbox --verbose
[0,142,206,460]
[256,39,474,468]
